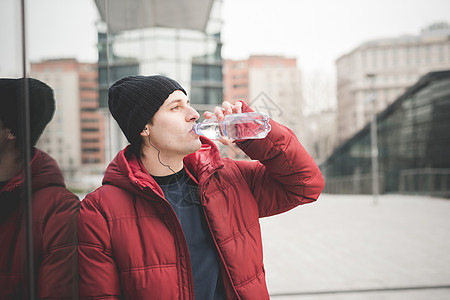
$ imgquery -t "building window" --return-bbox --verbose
[81,108,97,112]
[209,65,222,81]
[82,128,99,132]
[207,88,222,104]
[81,98,98,103]
[191,65,205,81]
[190,87,205,104]
[83,158,101,164]
[82,138,100,143]
[81,118,99,123]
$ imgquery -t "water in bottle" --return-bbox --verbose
[192,112,271,140]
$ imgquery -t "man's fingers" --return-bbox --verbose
[222,101,233,115]
[233,101,243,114]
[209,101,243,120]
[213,106,225,120]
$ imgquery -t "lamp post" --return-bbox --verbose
[366,73,379,205]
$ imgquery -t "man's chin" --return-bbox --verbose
[193,139,202,151]
[186,139,202,155]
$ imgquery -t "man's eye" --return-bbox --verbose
[171,105,179,110]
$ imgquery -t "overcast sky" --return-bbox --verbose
[1,0,449,77]
[222,0,450,73]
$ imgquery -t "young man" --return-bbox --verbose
[78,75,324,299]
[0,78,79,299]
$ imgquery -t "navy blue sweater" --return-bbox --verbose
[153,168,225,299]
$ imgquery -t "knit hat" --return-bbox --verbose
[108,75,186,144]
[0,78,55,146]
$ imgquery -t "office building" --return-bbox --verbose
[322,70,450,197]
[79,63,106,166]
[304,108,336,165]
[336,22,450,145]
[31,59,105,180]
[223,55,304,140]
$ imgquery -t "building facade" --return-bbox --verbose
[304,108,336,165]
[79,63,106,167]
[223,55,305,143]
[31,59,105,181]
[336,22,450,145]
[322,70,450,197]
[223,59,249,103]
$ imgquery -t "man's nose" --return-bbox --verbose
[187,106,200,122]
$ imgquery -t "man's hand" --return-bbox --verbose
[203,101,243,145]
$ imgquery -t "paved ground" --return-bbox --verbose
[260,194,450,299]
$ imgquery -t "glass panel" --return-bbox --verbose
[0,1,32,299]
[192,64,206,81]
[2,1,228,298]
[209,65,223,81]
[1,0,99,298]
[207,87,223,104]
[322,75,450,194]
[190,86,206,104]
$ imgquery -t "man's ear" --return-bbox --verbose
[140,127,150,137]
[6,130,17,141]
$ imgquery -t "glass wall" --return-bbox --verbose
[0,0,223,298]
[1,1,31,299]
[321,70,450,197]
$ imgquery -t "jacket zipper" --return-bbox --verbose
[143,186,195,300]
[200,179,241,299]
[166,209,195,300]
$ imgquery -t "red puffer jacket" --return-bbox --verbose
[0,149,79,299]
[78,112,324,299]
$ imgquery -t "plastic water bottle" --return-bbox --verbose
[192,112,271,140]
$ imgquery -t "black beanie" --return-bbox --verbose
[0,78,55,146]
[108,75,187,144]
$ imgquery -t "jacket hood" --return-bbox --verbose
[102,137,224,196]
[1,148,66,193]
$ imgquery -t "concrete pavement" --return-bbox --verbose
[261,194,450,299]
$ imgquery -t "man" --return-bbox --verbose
[0,78,79,299]
[78,75,324,299]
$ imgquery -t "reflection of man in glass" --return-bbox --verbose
[0,78,79,299]
[78,75,324,299]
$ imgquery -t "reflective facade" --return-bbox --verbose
[1,1,224,297]
[336,23,450,145]
[321,70,450,197]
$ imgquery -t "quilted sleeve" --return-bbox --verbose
[235,101,325,217]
